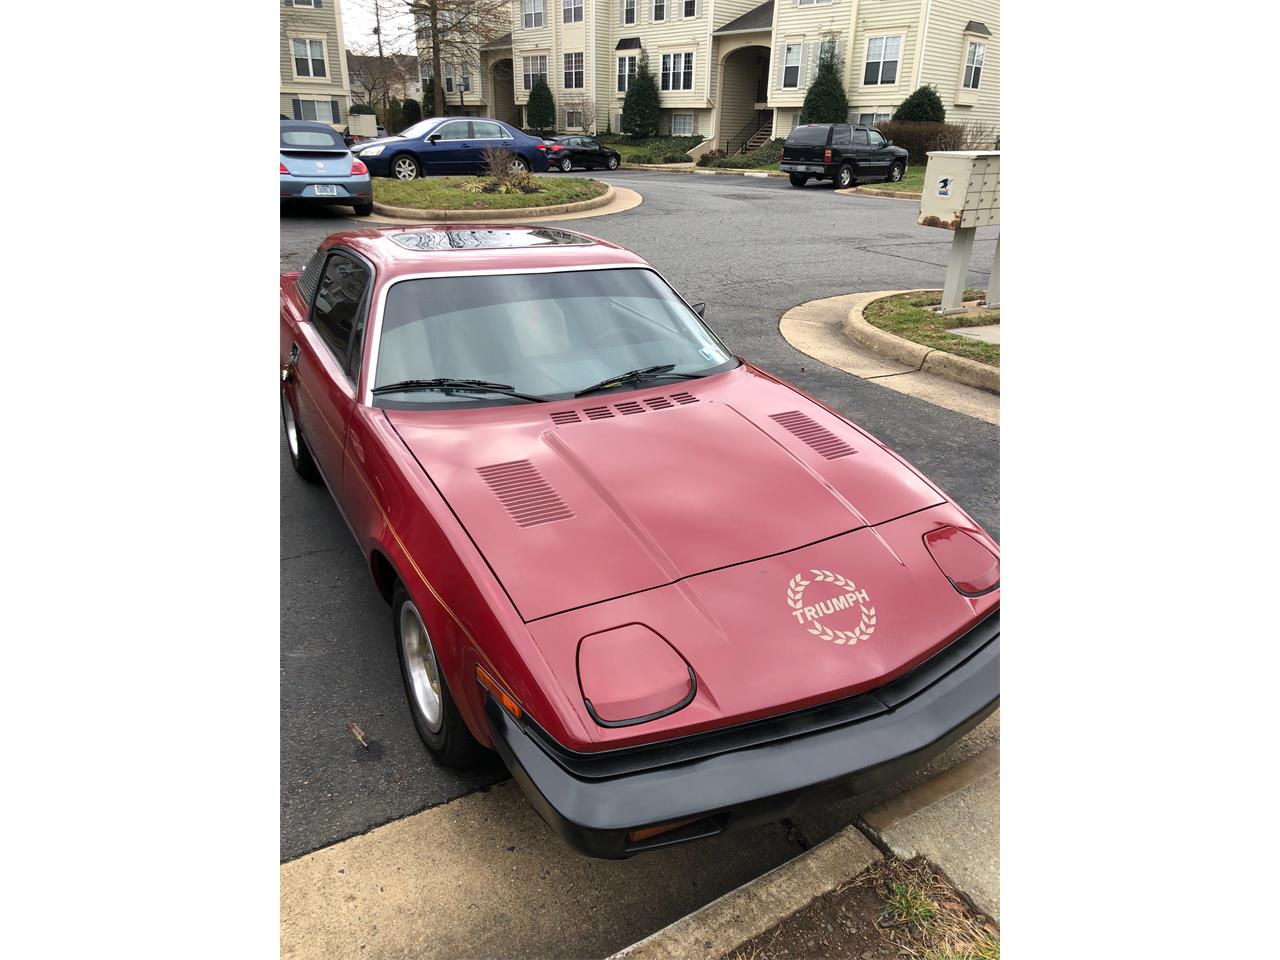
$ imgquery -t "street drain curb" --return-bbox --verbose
[845,292,1000,394]
[606,827,881,960]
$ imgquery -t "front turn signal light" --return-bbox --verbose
[476,665,522,719]
[626,818,700,844]
[923,526,999,596]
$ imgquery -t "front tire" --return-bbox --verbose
[837,163,856,189]
[392,154,420,181]
[281,388,321,484]
[886,161,905,184]
[789,172,809,188]
[393,583,485,769]
[558,156,574,173]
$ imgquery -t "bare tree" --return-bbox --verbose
[561,92,596,134]
[347,47,409,109]
[346,0,419,118]
[407,0,510,118]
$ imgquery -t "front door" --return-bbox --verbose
[865,129,894,176]
[292,250,372,509]
[423,119,474,173]
[577,137,605,167]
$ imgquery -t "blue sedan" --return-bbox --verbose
[354,117,550,179]
[280,120,373,215]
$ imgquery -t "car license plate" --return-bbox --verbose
[313,184,338,197]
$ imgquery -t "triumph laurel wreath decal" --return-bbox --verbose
[785,570,878,645]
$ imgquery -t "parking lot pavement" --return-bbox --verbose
[279,171,999,861]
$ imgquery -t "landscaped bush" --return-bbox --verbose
[349,103,376,115]
[876,121,965,164]
[475,147,541,194]
[526,77,556,135]
[596,135,700,164]
[800,42,849,124]
[621,51,660,137]
[892,85,946,123]
[699,138,784,169]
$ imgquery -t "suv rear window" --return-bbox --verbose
[786,125,830,145]
[281,128,345,149]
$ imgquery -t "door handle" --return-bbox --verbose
[282,343,300,383]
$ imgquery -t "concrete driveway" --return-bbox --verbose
[279,168,998,881]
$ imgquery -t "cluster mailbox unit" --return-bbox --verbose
[918,151,1000,313]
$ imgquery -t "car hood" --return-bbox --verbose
[385,365,946,622]
[354,135,410,153]
[525,502,998,750]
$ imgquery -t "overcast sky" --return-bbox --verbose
[342,0,418,56]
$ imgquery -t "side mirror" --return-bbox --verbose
[885,139,894,146]
[427,133,442,143]
[691,302,706,318]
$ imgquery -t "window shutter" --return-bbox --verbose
[330,99,340,123]
[291,97,303,119]
[775,43,786,89]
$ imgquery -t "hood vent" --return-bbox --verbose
[770,411,857,460]
[547,392,700,427]
[476,459,574,527]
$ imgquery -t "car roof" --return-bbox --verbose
[280,119,339,131]
[321,224,647,278]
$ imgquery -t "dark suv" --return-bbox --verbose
[780,123,909,189]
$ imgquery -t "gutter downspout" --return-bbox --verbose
[915,0,933,89]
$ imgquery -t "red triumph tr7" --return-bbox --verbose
[280,225,999,859]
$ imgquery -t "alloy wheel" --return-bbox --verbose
[400,602,443,733]
[394,157,418,180]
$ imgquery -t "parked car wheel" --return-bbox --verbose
[393,582,485,769]
[281,388,321,484]
[837,163,856,189]
[392,154,420,181]
[558,156,574,172]
[606,155,620,170]
[353,201,373,216]
[886,161,906,184]
[789,173,809,188]
[510,156,530,174]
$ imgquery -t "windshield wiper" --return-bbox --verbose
[372,378,548,403]
[574,364,698,398]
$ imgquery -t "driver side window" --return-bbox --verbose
[867,130,886,148]
[310,252,371,378]
[435,121,471,141]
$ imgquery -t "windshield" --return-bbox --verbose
[787,125,830,145]
[373,268,735,405]
[281,128,345,149]
[397,118,442,139]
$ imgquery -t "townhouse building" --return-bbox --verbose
[280,0,353,128]
[443,0,998,149]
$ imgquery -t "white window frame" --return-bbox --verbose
[623,0,636,25]
[290,0,319,7]
[782,43,802,89]
[963,40,985,89]
[291,36,328,81]
[566,109,584,129]
[294,98,339,123]
[563,0,583,23]
[660,52,694,92]
[856,111,892,126]
[652,0,665,21]
[443,63,455,93]
[522,55,548,90]
[795,0,832,4]
[683,0,697,15]
[563,52,584,89]
[863,34,903,87]
[671,112,694,136]
[617,55,637,92]
[522,0,545,28]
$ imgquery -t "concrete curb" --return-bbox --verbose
[845,292,1000,394]
[852,185,922,199]
[626,163,786,178]
[607,827,881,960]
[371,182,614,222]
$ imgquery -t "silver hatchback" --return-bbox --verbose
[280,120,373,216]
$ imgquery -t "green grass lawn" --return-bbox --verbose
[373,176,607,210]
[596,136,700,164]
[863,289,999,367]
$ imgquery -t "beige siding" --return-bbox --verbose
[847,0,922,113]
[769,0,855,108]
[918,0,998,129]
[281,0,351,125]
[718,47,762,141]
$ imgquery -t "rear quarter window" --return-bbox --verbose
[295,247,327,308]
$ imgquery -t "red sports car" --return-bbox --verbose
[281,225,999,858]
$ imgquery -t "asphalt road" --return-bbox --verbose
[279,169,999,862]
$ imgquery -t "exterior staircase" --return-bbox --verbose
[741,117,773,153]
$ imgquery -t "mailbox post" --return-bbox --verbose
[918,151,1000,314]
